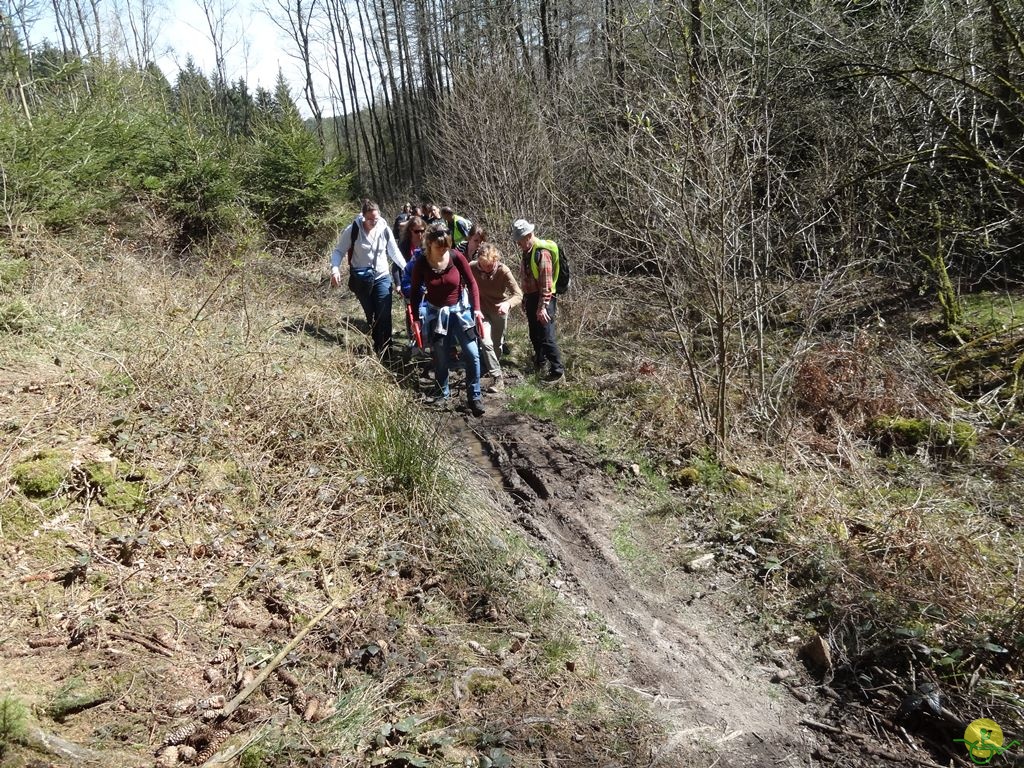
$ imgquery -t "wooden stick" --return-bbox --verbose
[221,602,337,718]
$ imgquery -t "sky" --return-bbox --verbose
[153,0,298,96]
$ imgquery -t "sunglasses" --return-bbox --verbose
[412,228,425,234]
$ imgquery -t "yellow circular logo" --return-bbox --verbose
[964,719,1003,762]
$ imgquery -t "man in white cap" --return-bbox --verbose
[511,218,565,383]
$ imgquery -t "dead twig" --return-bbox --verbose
[221,600,339,718]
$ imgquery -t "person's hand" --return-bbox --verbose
[537,306,551,325]
[497,301,510,316]
[330,266,342,288]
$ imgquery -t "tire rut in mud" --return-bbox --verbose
[462,410,818,767]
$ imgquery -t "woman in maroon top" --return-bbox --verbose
[410,223,486,416]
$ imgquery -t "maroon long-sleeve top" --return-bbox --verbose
[410,249,480,317]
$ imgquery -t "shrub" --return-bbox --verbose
[243,112,350,237]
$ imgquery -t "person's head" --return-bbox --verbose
[476,242,502,275]
[440,206,454,224]
[424,222,452,263]
[406,216,426,247]
[428,205,441,221]
[466,224,488,257]
[402,202,412,214]
[510,218,535,252]
[361,200,380,230]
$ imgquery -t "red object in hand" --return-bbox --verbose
[406,303,424,348]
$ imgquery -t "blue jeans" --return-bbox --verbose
[432,312,481,401]
[351,273,393,355]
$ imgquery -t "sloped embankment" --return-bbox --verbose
[0,235,662,767]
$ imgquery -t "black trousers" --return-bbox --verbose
[523,293,564,375]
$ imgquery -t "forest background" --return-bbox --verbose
[1,0,1023,762]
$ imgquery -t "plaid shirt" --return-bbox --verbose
[520,245,554,305]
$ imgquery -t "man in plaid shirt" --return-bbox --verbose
[511,218,565,383]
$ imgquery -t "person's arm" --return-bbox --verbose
[401,252,418,299]
[410,258,426,317]
[503,264,524,309]
[329,222,355,286]
[454,251,481,314]
[537,250,554,302]
[385,226,407,272]
[536,249,554,324]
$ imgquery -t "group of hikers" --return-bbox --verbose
[328,199,567,417]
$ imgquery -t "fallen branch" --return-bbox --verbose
[111,631,175,658]
[221,601,338,718]
[22,722,140,767]
[799,718,966,768]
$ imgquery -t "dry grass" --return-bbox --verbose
[0,227,659,766]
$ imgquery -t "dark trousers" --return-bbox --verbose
[523,293,564,375]
[352,276,393,355]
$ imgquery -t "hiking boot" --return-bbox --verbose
[485,375,505,394]
[468,398,486,417]
[542,370,565,386]
[501,342,512,356]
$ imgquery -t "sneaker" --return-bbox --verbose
[468,398,486,417]
[425,393,450,407]
[485,375,505,394]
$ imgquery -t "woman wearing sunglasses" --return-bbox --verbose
[409,222,487,417]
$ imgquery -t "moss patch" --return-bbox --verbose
[11,451,71,497]
[84,462,146,512]
[867,416,976,456]
[0,298,38,333]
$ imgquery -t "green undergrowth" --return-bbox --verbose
[0,231,659,766]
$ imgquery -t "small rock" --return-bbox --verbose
[771,669,795,683]
[306,465,321,477]
[355,475,367,486]
[550,578,564,589]
[488,534,509,552]
[630,463,641,476]
[799,634,832,673]
[790,688,812,703]
[685,553,715,572]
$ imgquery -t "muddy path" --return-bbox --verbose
[441,406,823,767]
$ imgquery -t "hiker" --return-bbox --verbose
[441,207,472,248]
[424,205,443,225]
[471,241,523,393]
[330,200,407,357]
[398,216,427,342]
[410,223,486,416]
[456,222,486,261]
[393,203,412,236]
[511,218,564,383]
